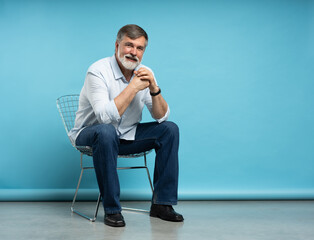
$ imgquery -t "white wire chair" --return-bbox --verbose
[56,94,153,222]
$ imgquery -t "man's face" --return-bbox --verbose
[115,35,146,71]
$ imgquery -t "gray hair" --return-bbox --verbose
[116,24,148,47]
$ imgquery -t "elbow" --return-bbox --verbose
[94,106,120,124]
[155,106,170,123]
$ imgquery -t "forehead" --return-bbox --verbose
[120,36,146,46]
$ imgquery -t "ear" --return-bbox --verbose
[115,41,119,53]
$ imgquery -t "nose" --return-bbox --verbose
[130,47,137,56]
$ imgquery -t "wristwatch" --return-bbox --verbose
[150,87,161,96]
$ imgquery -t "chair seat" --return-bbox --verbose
[75,146,152,158]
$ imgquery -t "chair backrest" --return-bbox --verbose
[56,94,80,134]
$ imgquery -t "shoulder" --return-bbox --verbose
[87,57,111,73]
[85,57,116,84]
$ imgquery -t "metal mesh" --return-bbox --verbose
[56,94,80,134]
[76,146,93,156]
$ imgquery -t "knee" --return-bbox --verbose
[93,124,118,145]
[161,121,179,138]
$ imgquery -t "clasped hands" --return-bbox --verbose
[131,68,159,93]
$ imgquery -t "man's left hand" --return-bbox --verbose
[134,68,159,93]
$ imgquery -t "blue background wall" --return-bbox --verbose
[1,0,314,201]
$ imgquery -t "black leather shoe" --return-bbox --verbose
[150,204,184,222]
[104,213,125,227]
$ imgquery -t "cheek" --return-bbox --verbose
[138,53,144,60]
[124,47,132,54]
[119,47,128,56]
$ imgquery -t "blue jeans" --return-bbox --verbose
[75,121,179,214]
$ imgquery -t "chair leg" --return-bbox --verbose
[144,153,154,193]
[71,154,101,222]
[94,193,101,219]
[71,168,84,213]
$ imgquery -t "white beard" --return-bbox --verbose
[117,48,140,70]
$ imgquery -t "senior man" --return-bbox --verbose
[69,24,183,227]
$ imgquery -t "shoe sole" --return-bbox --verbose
[150,212,184,222]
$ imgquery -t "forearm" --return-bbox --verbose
[151,91,168,119]
[114,84,137,116]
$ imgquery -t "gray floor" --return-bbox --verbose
[0,201,314,240]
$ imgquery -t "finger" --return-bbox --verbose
[137,72,149,78]
[140,78,150,82]
[137,68,149,75]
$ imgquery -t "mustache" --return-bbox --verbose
[124,54,139,62]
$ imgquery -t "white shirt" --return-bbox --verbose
[68,55,169,146]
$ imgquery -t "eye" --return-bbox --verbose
[137,46,144,51]
[125,42,133,47]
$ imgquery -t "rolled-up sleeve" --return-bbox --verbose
[85,70,121,124]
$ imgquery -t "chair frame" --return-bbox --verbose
[56,94,154,222]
